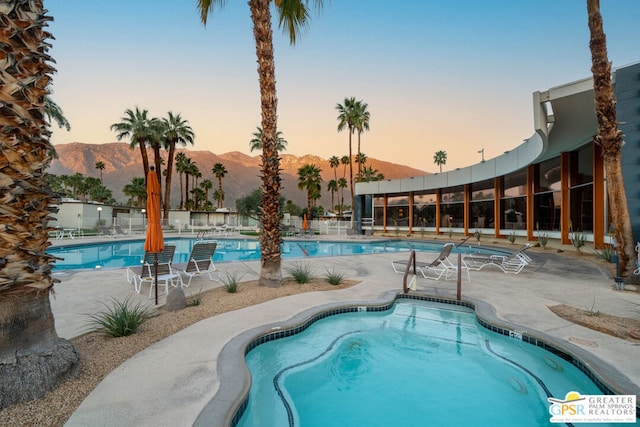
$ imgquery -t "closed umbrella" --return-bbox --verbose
[302,214,308,231]
[144,166,164,305]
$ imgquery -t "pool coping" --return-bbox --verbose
[194,289,640,426]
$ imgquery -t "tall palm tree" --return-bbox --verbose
[297,163,323,217]
[361,165,385,182]
[354,152,367,180]
[0,0,79,408]
[433,150,447,173]
[250,126,288,152]
[340,155,350,179]
[336,97,358,209]
[197,0,324,287]
[586,0,634,275]
[161,112,194,219]
[213,188,224,209]
[353,100,370,181]
[110,107,155,180]
[95,161,105,184]
[212,163,228,209]
[182,157,195,210]
[329,155,340,182]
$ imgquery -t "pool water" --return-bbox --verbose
[48,238,503,270]
[238,300,616,427]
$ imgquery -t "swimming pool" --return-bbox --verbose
[235,299,619,427]
[48,238,505,270]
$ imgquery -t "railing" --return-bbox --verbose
[402,250,417,294]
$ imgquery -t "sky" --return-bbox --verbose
[46,0,640,172]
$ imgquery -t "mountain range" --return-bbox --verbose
[48,142,428,209]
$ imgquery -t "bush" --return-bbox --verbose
[187,288,204,306]
[324,269,345,286]
[569,232,585,254]
[221,272,242,293]
[86,297,148,337]
[508,231,517,244]
[285,261,315,284]
[594,244,616,263]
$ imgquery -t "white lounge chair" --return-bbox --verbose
[173,241,220,287]
[392,243,468,281]
[463,243,533,275]
[126,245,182,297]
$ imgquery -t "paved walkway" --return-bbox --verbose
[48,236,640,426]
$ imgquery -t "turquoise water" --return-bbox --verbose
[48,239,504,270]
[238,300,616,427]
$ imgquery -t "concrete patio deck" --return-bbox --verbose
[47,235,640,426]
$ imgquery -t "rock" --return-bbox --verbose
[165,288,186,312]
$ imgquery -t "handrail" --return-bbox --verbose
[402,250,417,294]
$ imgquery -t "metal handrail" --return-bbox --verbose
[402,250,417,294]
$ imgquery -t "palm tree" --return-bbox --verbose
[182,157,195,209]
[95,161,105,184]
[354,152,367,181]
[211,163,228,209]
[200,179,213,210]
[213,188,224,209]
[123,177,147,207]
[175,152,188,209]
[336,97,358,209]
[353,100,370,181]
[327,179,338,212]
[197,0,324,287]
[586,0,634,275]
[161,112,194,219]
[0,1,79,408]
[337,177,348,217]
[433,150,447,173]
[110,107,156,180]
[44,95,71,131]
[329,155,340,182]
[361,165,385,182]
[250,126,288,152]
[297,163,323,217]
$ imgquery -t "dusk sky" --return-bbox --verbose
[46,1,640,172]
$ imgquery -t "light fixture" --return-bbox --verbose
[477,148,485,162]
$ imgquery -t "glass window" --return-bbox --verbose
[504,169,527,197]
[538,157,561,192]
[501,197,527,230]
[470,179,494,201]
[570,145,593,187]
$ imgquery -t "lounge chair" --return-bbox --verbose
[172,241,220,287]
[126,245,182,297]
[392,243,469,281]
[98,226,116,238]
[114,225,129,236]
[463,243,533,274]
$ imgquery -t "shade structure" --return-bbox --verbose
[302,214,308,230]
[144,168,164,305]
[144,168,164,253]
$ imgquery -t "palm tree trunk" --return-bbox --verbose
[250,0,283,287]
[357,130,361,182]
[138,138,150,179]
[0,0,79,408]
[164,142,176,220]
[587,0,635,275]
[348,129,354,210]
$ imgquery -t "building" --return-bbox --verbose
[354,62,640,248]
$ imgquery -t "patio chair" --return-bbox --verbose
[172,241,220,287]
[98,226,116,238]
[391,243,454,274]
[114,225,129,236]
[126,245,182,297]
[463,243,533,275]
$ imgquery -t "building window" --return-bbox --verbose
[569,145,594,232]
[535,158,561,231]
[469,179,494,229]
[502,168,527,230]
[440,185,464,228]
[413,192,436,227]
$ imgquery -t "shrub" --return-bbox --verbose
[535,222,548,249]
[508,231,517,244]
[221,272,242,293]
[594,244,616,263]
[569,231,585,254]
[286,261,315,284]
[86,297,148,337]
[324,269,345,286]
[187,288,204,306]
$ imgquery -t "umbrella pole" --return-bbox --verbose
[154,253,159,305]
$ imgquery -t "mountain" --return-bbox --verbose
[48,142,428,209]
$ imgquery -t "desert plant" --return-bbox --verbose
[569,222,585,254]
[535,222,549,249]
[221,272,242,293]
[286,261,315,284]
[187,288,204,306]
[86,297,148,337]
[594,244,616,263]
[324,269,345,286]
[585,297,601,317]
[508,231,517,244]
[473,230,481,245]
